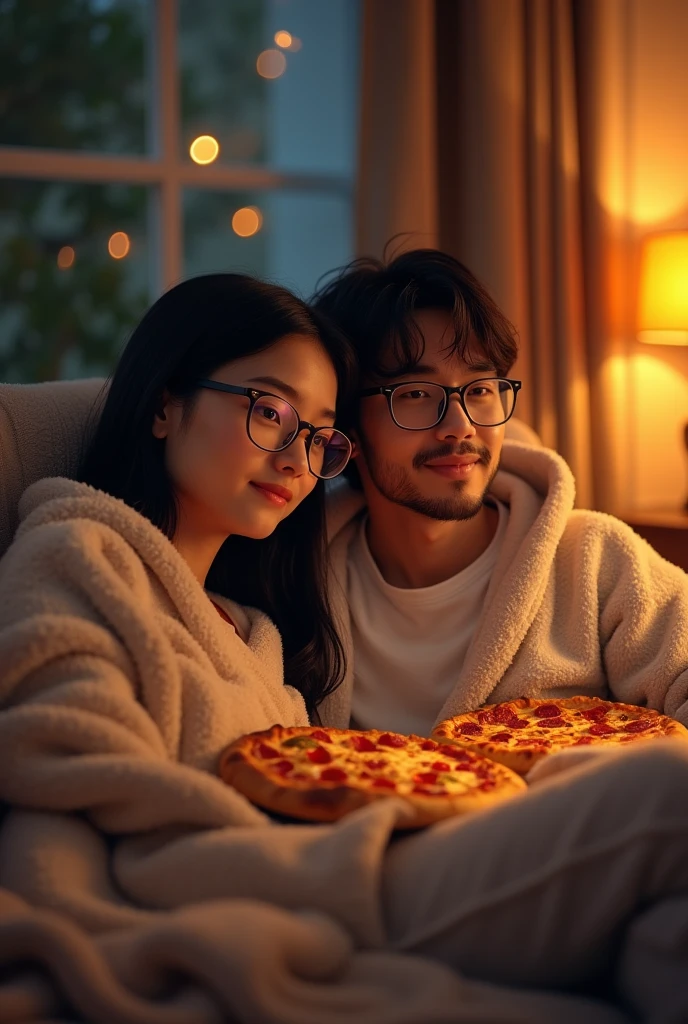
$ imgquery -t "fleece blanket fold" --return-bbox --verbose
[0,477,631,1022]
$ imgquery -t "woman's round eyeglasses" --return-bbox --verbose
[359,377,522,430]
[195,379,352,480]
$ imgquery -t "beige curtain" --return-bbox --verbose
[356,0,438,257]
[355,0,644,513]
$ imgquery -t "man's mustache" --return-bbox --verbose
[413,442,492,471]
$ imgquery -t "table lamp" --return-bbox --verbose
[637,230,688,511]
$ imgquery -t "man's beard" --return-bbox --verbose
[359,439,498,522]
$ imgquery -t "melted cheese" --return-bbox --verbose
[260,732,503,797]
[446,701,662,751]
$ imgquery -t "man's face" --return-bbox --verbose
[354,309,506,521]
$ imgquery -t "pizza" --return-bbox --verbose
[218,725,526,828]
[432,697,688,775]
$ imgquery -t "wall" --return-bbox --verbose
[599,0,688,511]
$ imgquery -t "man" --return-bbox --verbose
[313,248,688,733]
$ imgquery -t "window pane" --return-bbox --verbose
[0,179,151,382]
[0,0,151,154]
[183,188,353,298]
[179,0,359,175]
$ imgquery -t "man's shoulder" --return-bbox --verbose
[562,508,687,581]
[566,508,650,543]
[561,508,647,552]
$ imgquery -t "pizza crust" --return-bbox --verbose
[221,747,375,822]
[432,697,688,775]
[219,726,527,828]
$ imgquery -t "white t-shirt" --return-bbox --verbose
[348,501,508,736]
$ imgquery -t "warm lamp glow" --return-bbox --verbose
[637,232,688,345]
[108,232,130,259]
[231,206,263,238]
[189,135,220,165]
[274,30,292,48]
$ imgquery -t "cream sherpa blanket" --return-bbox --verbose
[0,477,630,1023]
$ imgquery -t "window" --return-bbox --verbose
[0,0,359,382]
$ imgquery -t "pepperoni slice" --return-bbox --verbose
[413,771,439,785]
[459,722,482,736]
[273,759,294,776]
[366,758,388,770]
[256,742,281,759]
[573,737,594,745]
[371,778,397,789]
[349,734,378,752]
[309,729,332,743]
[491,731,513,742]
[478,707,527,730]
[438,744,466,760]
[478,708,512,726]
[413,784,444,796]
[320,767,347,783]
[536,717,566,729]
[588,723,616,736]
[580,707,609,722]
[431,761,451,772]
[478,779,497,791]
[623,719,655,733]
[533,703,562,718]
[307,745,332,764]
[378,733,406,748]
[453,750,478,763]
[487,705,517,724]
[421,740,438,750]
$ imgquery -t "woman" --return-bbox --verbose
[78,272,355,720]
[0,274,687,1024]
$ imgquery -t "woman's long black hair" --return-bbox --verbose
[78,273,357,718]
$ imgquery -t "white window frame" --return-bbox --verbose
[0,0,352,294]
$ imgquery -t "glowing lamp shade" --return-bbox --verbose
[637,231,688,345]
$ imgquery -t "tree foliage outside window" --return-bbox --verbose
[0,0,265,382]
[0,0,357,383]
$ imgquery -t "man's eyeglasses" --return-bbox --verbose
[195,379,352,480]
[359,378,522,430]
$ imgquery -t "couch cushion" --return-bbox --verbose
[0,378,106,556]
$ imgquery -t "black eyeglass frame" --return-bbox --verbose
[195,378,352,479]
[359,377,523,430]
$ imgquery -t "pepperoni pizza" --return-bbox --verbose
[219,725,527,828]
[432,697,688,775]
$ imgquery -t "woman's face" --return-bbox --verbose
[153,333,339,544]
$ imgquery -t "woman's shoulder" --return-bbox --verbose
[2,475,195,606]
[12,475,179,565]
[18,476,144,535]
[3,476,129,562]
